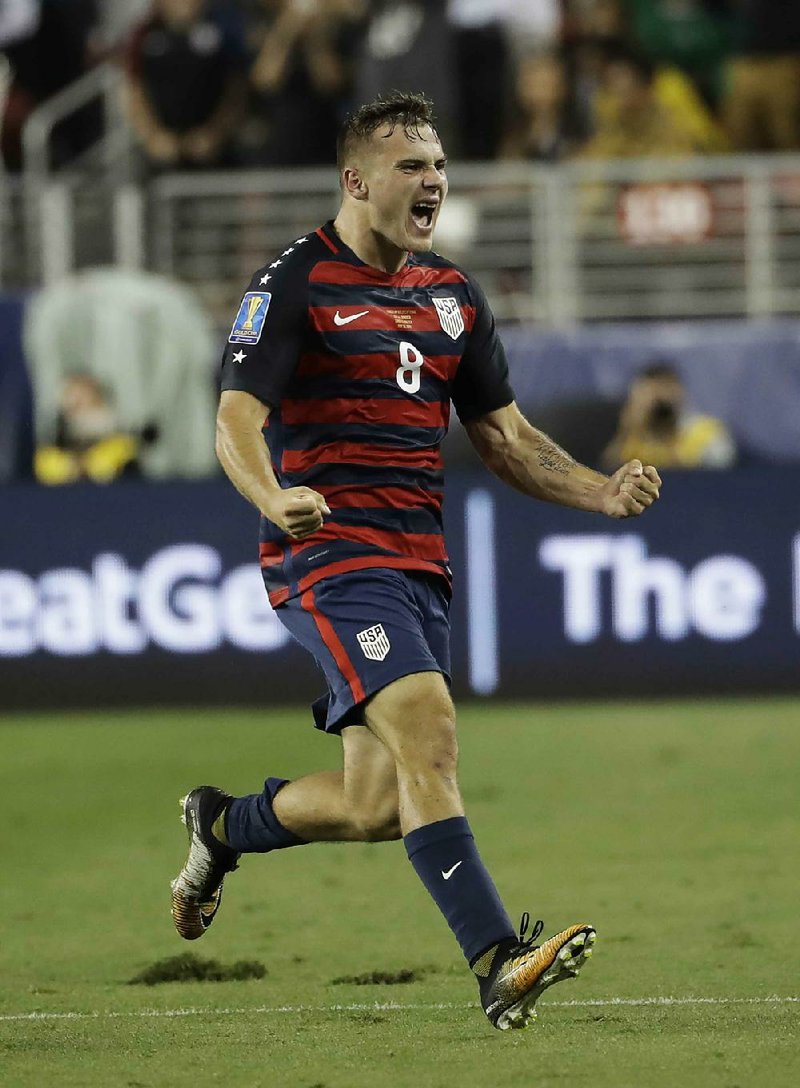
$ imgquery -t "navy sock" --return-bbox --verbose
[404,816,515,965]
[225,777,307,853]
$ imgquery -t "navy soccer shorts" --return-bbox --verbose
[275,567,452,734]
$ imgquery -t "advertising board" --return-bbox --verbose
[1,470,798,708]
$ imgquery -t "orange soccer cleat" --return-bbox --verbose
[477,914,596,1030]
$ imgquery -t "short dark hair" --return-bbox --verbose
[336,91,438,172]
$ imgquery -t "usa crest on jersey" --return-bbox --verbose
[356,623,391,661]
[433,296,464,341]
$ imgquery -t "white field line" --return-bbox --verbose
[0,996,797,1024]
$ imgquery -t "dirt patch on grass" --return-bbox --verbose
[129,953,266,986]
[330,968,429,986]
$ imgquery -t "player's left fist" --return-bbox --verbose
[601,459,661,519]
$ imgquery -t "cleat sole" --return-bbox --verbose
[171,886,209,941]
[495,928,596,1030]
[170,881,224,941]
[170,787,237,941]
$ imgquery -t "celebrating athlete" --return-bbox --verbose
[170,92,661,1030]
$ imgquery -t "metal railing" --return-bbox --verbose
[13,151,800,325]
[141,156,800,327]
[21,63,125,181]
[18,62,131,286]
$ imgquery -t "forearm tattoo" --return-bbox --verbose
[533,434,575,476]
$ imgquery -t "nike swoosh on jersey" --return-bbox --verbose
[333,309,370,326]
[441,861,463,880]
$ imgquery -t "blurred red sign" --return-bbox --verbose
[617,182,714,245]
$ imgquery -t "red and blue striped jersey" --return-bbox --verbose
[220,221,514,606]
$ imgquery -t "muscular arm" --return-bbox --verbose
[250,4,308,92]
[216,389,328,537]
[465,402,660,518]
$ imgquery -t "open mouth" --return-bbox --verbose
[410,201,437,231]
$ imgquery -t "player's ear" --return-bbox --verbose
[342,166,368,201]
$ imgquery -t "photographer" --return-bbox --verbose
[602,362,736,471]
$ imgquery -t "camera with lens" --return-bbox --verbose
[647,398,678,433]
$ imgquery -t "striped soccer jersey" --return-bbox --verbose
[219,221,514,607]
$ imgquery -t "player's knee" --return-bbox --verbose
[367,673,458,778]
[422,721,459,779]
[352,799,401,842]
[412,695,458,775]
[392,704,459,777]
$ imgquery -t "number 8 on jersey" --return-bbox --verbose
[397,341,424,393]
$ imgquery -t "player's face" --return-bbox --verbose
[362,124,448,252]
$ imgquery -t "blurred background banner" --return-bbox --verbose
[2,468,797,709]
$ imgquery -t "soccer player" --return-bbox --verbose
[170,92,661,1030]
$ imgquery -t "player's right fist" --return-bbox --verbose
[263,487,330,539]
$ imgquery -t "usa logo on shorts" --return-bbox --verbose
[356,624,391,661]
[433,296,464,341]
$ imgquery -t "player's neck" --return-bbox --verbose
[333,211,409,275]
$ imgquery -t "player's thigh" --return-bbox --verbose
[364,670,458,770]
[341,724,399,838]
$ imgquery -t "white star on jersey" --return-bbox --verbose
[294,237,308,244]
[232,350,247,364]
[269,259,282,268]
[282,247,295,256]
[259,273,271,285]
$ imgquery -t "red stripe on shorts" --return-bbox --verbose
[300,587,366,705]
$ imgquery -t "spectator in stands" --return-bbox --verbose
[624,0,734,111]
[601,362,736,470]
[563,0,626,41]
[0,0,99,171]
[445,2,564,161]
[354,1,458,152]
[502,50,588,162]
[578,45,723,159]
[123,0,247,172]
[447,0,532,161]
[502,0,562,50]
[246,0,366,167]
[562,1,630,140]
[34,373,140,485]
[721,0,800,151]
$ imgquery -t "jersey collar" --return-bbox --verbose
[321,221,419,282]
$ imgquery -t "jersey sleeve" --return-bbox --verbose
[450,275,514,423]
[219,259,309,408]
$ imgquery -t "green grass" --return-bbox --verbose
[1,699,798,1087]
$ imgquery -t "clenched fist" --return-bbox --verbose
[599,459,661,519]
[263,487,330,539]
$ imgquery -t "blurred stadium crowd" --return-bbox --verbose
[2,0,800,173]
[3,0,800,487]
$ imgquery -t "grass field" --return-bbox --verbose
[1,698,798,1087]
